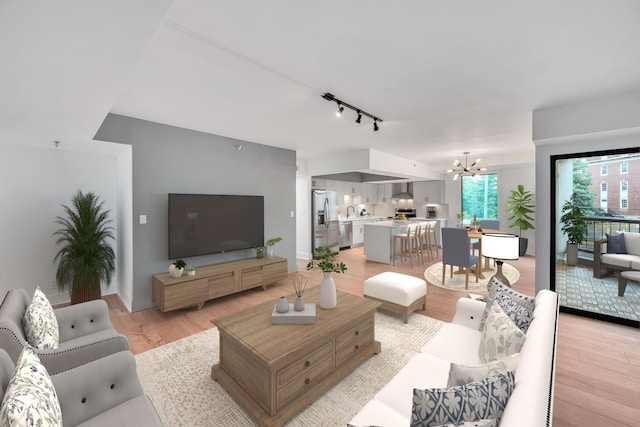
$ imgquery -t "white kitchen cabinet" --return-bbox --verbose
[412,180,444,204]
[361,183,377,204]
[343,182,362,205]
[352,222,365,246]
[377,183,393,203]
[325,180,345,202]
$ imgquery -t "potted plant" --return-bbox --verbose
[506,184,535,256]
[53,190,116,304]
[560,192,588,266]
[306,246,347,309]
[255,246,266,259]
[266,236,282,259]
[169,259,186,277]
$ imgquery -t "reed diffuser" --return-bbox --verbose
[291,277,308,311]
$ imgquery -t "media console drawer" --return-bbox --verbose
[152,256,288,312]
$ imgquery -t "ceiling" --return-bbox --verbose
[2,1,640,175]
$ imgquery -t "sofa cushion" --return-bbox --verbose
[447,353,520,387]
[480,280,534,333]
[76,395,163,427]
[607,232,627,254]
[23,287,59,350]
[410,371,515,427]
[600,253,637,269]
[623,231,640,256]
[479,303,525,363]
[420,323,482,365]
[0,346,62,427]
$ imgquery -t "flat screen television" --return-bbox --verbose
[168,193,264,259]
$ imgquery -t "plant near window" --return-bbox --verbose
[53,190,115,304]
[560,192,588,266]
[506,184,535,256]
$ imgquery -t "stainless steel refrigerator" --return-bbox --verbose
[311,190,339,254]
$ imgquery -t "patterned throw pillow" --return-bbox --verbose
[23,287,59,349]
[437,421,497,427]
[480,279,534,333]
[410,371,515,427]
[0,346,63,426]
[447,353,521,387]
[479,303,526,363]
[606,232,627,254]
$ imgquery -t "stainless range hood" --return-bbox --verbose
[391,182,413,199]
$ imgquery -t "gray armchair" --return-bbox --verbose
[441,227,479,290]
[0,348,163,426]
[0,288,129,375]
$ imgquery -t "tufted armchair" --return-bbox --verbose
[0,288,129,375]
[0,348,163,426]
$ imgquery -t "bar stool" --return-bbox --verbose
[425,221,439,259]
[392,224,418,267]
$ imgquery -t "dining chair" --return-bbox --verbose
[441,227,479,290]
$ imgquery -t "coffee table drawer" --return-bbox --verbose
[276,342,333,410]
[335,318,373,351]
[335,327,374,367]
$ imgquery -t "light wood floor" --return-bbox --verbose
[104,247,640,427]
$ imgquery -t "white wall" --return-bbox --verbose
[0,141,128,305]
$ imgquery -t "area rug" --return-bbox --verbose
[424,261,519,292]
[135,312,444,427]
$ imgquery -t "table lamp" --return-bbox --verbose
[481,233,519,287]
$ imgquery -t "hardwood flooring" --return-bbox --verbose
[103,246,640,427]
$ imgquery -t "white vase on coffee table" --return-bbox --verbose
[318,272,337,309]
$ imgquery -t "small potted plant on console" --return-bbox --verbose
[266,236,283,259]
[169,259,186,278]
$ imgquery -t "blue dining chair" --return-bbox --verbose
[472,220,501,255]
[441,227,479,290]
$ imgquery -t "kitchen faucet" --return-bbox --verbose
[347,206,355,218]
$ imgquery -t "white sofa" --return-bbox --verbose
[593,231,640,278]
[349,288,559,427]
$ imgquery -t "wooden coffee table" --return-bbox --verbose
[211,288,381,427]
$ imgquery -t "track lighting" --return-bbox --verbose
[321,92,383,131]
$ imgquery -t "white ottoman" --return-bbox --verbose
[363,272,427,323]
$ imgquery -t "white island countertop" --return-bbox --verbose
[363,221,411,264]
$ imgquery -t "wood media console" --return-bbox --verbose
[211,288,381,427]
[152,256,287,312]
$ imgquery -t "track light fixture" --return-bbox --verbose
[322,92,383,131]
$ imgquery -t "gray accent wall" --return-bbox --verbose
[95,114,297,311]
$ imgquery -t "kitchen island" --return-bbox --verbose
[363,220,409,264]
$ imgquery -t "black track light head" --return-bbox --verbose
[336,105,344,117]
[373,119,379,131]
[356,111,362,123]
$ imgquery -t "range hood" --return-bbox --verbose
[391,182,414,199]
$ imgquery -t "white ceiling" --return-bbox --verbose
[3,1,640,174]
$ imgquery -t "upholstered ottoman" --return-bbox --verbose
[363,272,427,323]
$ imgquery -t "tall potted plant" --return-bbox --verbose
[306,246,347,309]
[506,184,535,256]
[560,192,588,266]
[53,190,116,304]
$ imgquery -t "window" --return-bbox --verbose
[621,180,628,191]
[601,182,607,191]
[601,164,608,175]
[621,162,628,174]
[461,174,498,222]
[621,198,628,209]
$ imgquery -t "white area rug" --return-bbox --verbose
[424,261,519,292]
[135,311,444,426]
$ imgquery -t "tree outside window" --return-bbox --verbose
[461,174,498,222]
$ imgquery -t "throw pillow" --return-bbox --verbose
[0,346,63,427]
[447,353,521,387]
[23,287,59,350]
[479,303,526,363]
[410,371,515,427]
[606,232,627,254]
[480,280,534,333]
[437,421,497,427]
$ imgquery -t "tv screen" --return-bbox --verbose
[168,194,264,259]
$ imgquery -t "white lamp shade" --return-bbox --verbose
[481,233,519,260]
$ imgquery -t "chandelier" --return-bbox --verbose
[447,152,486,180]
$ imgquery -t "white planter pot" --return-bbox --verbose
[566,243,579,266]
[318,272,337,309]
[169,265,184,278]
